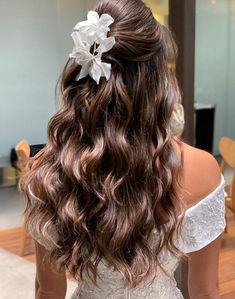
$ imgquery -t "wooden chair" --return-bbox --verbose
[15,139,30,173]
[219,137,235,229]
[15,139,30,256]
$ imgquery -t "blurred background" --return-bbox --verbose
[0,1,234,298]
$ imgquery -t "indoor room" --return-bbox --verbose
[0,0,235,298]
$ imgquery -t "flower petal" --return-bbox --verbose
[76,51,93,65]
[70,11,115,84]
[73,20,91,31]
[69,47,77,59]
[72,31,93,48]
[95,27,109,41]
[90,59,102,84]
[100,62,112,80]
[71,31,84,48]
[99,14,115,27]
[97,37,116,54]
[70,31,94,64]
[87,11,99,26]
[76,63,90,81]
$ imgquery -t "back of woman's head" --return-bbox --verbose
[20,0,182,288]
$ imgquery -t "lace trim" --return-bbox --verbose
[71,266,184,299]
[185,175,225,215]
[177,176,226,253]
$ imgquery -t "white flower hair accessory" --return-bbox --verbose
[69,11,116,85]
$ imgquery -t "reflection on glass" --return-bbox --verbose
[144,0,169,25]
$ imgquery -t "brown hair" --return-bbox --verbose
[20,0,182,289]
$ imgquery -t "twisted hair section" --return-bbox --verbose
[20,0,183,288]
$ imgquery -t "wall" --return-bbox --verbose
[227,1,235,140]
[195,0,235,154]
[144,0,169,25]
[0,0,96,166]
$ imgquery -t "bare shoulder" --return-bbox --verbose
[176,140,222,208]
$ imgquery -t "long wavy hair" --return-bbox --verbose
[20,0,183,289]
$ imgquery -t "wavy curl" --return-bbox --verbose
[20,0,183,289]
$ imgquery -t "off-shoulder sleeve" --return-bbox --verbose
[27,186,58,250]
[177,177,226,254]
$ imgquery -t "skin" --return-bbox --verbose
[179,141,222,299]
[35,140,223,299]
[35,242,66,299]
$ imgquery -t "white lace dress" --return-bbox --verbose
[28,177,226,299]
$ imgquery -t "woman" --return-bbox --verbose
[20,0,225,298]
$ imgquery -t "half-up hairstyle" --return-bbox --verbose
[20,0,182,289]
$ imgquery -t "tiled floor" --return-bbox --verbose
[0,247,77,299]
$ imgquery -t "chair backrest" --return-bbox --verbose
[232,175,235,198]
[15,139,30,157]
[219,137,235,208]
[15,139,30,172]
[219,137,235,170]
